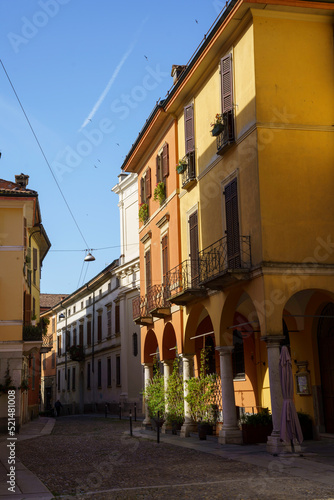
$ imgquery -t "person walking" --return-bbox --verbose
[55,399,63,417]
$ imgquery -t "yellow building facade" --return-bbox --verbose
[167,0,334,451]
[0,174,51,430]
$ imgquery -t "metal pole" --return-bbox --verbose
[134,402,137,422]
[105,403,108,418]
[129,409,132,436]
[119,403,122,420]
[157,410,160,444]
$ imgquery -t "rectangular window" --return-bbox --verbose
[73,305,76,314]
[73,328,77,346]
[184,103,195,154]
[116,355,121,386]
[107,357,111,386]
[87,321,92,346]
[67,368,70,391]
[107,309,112,338]
[57,335,62,356]
[23,217,27,247]
[32,356,35,390]
[98,315,102,343]
[32,297,36,318]
[87,363,91,389]
[79,324,84,346]
[224,178,240,268]
[145,249,151,292]
[98,360,102,388]
[52,352,55,368]
[189,211,199,287]
[115,304,120,334]
[162,234,168,285]
[42,354,46,371]
[33,247,38,285]
[66,330,70,351]
[81,301,84,310]
[72,367,76,391]
[57,369,60,391]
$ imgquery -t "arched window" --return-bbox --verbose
[232,329,245,379]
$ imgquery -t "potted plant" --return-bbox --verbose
[138,203,149,224]
[185,348,217,439]
[176,158,187,174]
[165,356,184,433]
[143,361,165,428]
[297,411,313,440]
[153,182,166,205]
[241,408,273,444]
[68,345,85,362]
[0,365,16,394]
[19,379,29,392]
[211,113,224,136]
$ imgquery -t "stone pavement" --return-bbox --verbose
[0,415,334,499]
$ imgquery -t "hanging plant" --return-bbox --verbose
[153,182,166,205]
[138,203,149,224]
[210,113,224,136]
[176,158,187,174]
[0,365,16,394]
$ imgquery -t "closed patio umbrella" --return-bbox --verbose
[279,345,303,446]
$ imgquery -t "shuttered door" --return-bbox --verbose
[221,54,233,113]
[162,143,169,178]
[189,211,199,287]
[225,178,240,268]
[184,104,194,154]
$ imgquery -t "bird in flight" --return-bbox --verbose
[144,55,148,60]
[195,19,198,24]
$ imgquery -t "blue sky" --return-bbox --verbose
[0,0,224,294]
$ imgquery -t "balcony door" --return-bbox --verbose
[189,211,199,287]
[224,178,240,268]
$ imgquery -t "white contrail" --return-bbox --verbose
[79,18,148,131]
[79,43,135,131]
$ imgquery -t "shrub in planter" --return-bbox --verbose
[241,408,273,444]
[153,182,166,205]
[185,348,217,439]
[165,356,184,432]
[143,361,165,424]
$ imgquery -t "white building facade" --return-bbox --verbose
[112,172,142,409]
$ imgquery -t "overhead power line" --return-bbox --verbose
[0,59,91,250]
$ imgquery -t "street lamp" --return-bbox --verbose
[84,251,95,262]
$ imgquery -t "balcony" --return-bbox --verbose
[132,295,153,326]
[199,235,251,289]
[23,324,43,354]
[147,284,171,318]
[165,259,206,306]
[181,151,196,190]
[40,333,53,353]
[216,111,235,155]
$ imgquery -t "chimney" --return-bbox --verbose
[15,174,29,188]
[171,65,186,85]
[118,172,128,182]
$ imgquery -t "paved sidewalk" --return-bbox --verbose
[135,428,334,489]
[0,417,55,500]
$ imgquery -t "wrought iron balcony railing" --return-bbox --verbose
[165,258,206,305]
[199,235,251,288]
[147,284,170,312]
[23,324,42,342]
[216,110,235,154]
[132,295,153,325]
[181,151,196,189]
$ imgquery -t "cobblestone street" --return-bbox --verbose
[14,416,334,499]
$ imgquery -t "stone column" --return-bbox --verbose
[216,346,242,444]
[180,354,196,437]
[263,335,288,454]
[161,360,172,434]
[142,363,152,428]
